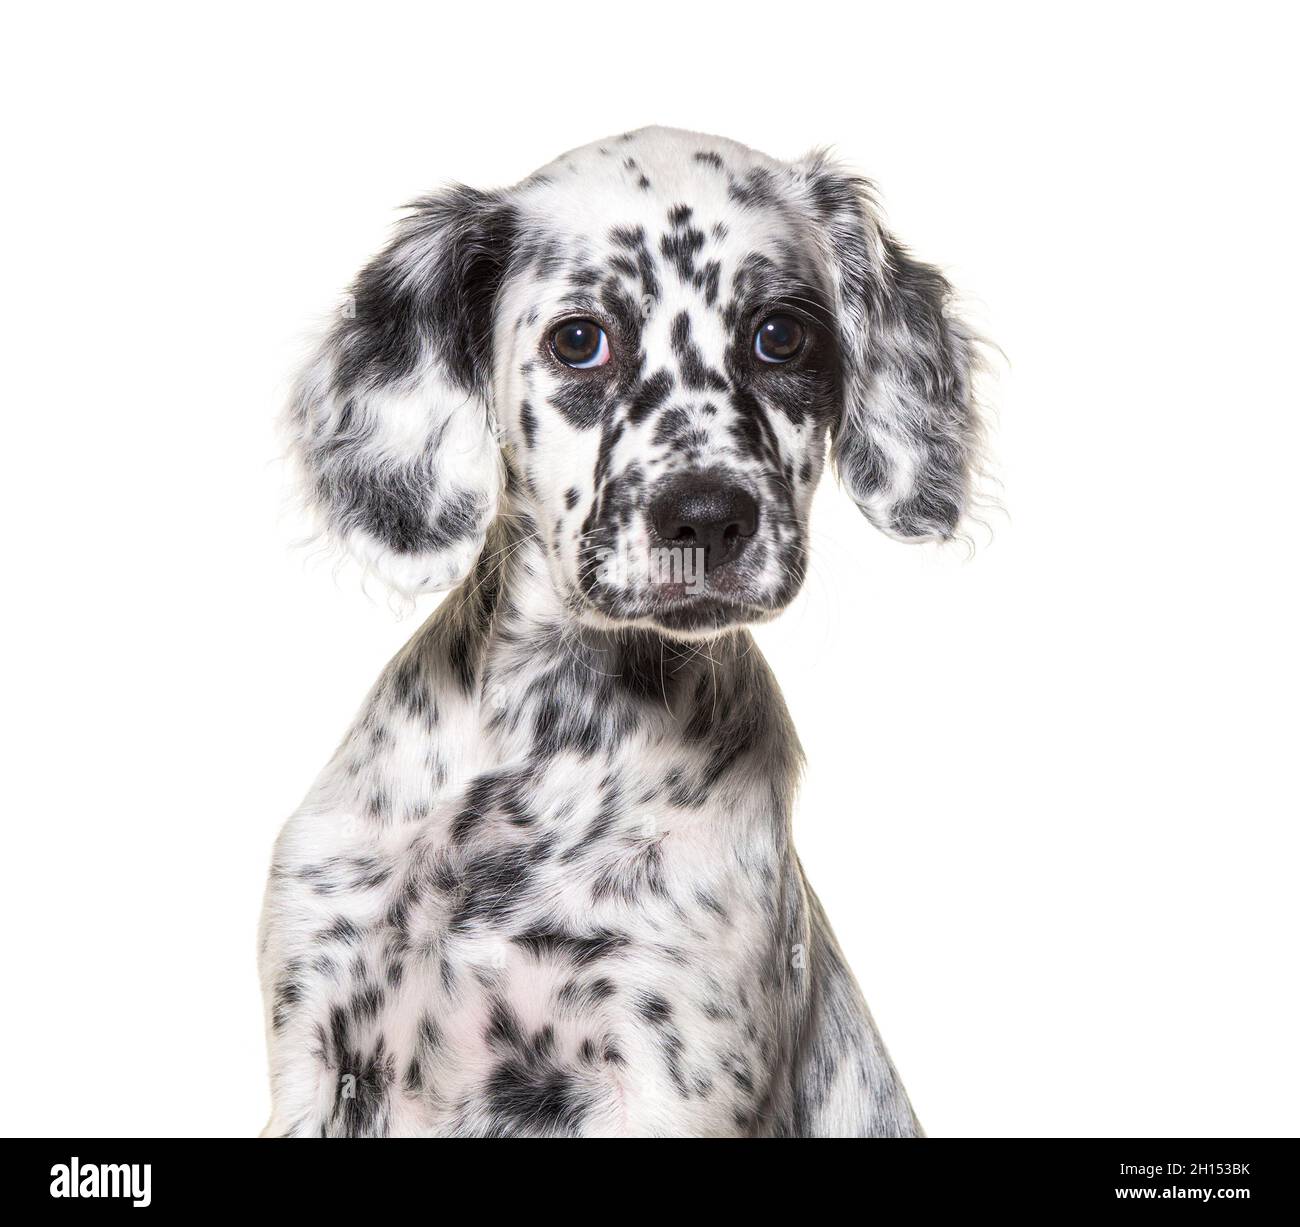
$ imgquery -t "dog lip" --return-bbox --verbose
[648,598,763,632]
[583,592,777,633]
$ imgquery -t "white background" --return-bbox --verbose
[2,2,1296,1138]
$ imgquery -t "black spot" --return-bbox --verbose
[519,399,538,449]
[271,966,303,1032]
[636,991,673,1025]
[727,167,780,210]
[392,653,437,727]
[318,916,363,944]
[487,997,526,1048]
[484,1058,591,1136]
[625,370,674,425]
[610,224,647,250]
[449,845,540,931]
[694,259,721,306]
[660,213,706,281]
[671,312,728,392]
[551,377,607,430]
[513,925,630,966]
[557,975,618,1009]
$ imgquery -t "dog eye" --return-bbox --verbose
[551,319,610,369]
[754,314,806,363]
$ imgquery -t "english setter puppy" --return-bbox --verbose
[260,127,982,1137]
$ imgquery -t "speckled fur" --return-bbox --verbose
[261,128,982,1137]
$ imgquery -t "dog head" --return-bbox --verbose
[288,128,982,637]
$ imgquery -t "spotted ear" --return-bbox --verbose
[286,187,516,595]
[803,163,982,541]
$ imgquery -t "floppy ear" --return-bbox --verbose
[803,163,982,541]
[286,186,516,594]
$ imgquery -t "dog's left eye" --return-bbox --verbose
[754,314,806,363]
[551,319,610,369]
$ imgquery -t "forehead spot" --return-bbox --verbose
[696,260,720,307]
[611,225,647,250]
[660,208,706,281]
[607,244,660,302]
[671,312,727,393]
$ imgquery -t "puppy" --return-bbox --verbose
[260,127,981,1137]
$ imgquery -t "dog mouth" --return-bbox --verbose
[572,544,805,636]
[572,480,808,635]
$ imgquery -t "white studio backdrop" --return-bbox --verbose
[1,2,1295,1137]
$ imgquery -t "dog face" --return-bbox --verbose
[493,139,846,635]
[288,128,980,637]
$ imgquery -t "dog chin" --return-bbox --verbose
[575,594,781,640]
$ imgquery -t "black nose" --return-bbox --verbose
[649,476,759,573]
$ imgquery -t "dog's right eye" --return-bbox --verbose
[754,314,806,363]
[551,319,610,369]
